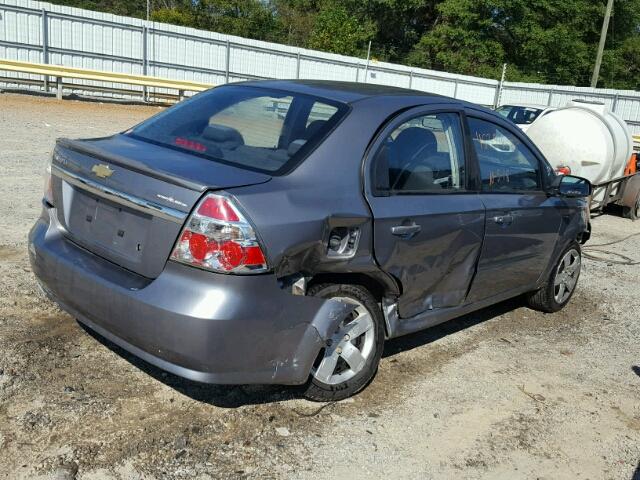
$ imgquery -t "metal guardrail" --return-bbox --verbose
[0,59,212,101]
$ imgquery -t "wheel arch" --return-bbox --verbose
[306,272,397,303]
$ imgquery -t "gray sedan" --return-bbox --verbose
[29,80,591,400]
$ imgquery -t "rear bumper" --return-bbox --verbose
[28,207,351,385]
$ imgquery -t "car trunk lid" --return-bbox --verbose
[50,134,271,278]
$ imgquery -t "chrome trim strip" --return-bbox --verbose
[51,164,188,224]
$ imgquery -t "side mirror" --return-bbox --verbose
[551,174,592,198]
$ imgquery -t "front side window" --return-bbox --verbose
[373,112,465,194]
[129,86,348,175]
[468,117,541,192]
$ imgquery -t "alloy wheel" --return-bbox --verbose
[554,249,581,303]
[311,297,376,385]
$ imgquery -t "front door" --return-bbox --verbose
[365,107,485,319]
[464,113,563,302]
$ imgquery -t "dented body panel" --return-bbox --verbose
[366,193,485,318]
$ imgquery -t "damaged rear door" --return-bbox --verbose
[365,107,485,319]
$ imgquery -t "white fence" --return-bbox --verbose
[1,0,639,134]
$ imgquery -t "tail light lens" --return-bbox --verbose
[44,157,54,206]
[170,193,268,274]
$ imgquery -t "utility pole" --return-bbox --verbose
[591,0,614,88]
[363,41,372,83]
[494,63,507,108]
[144,0,150,103]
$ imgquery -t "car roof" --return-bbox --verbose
[236,79,446,104]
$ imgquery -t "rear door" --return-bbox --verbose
[364,106,485,319]
[463,111,562,302]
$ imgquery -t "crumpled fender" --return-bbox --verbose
[284,298,356,384]
[309,298,356,341]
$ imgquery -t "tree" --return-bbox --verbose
[407,0,640,88]
[151,2,196,26]
[406,1,508,79]
[600,36,640,90]
[190,0,279,41]
[350,0,440,62]
[42,0,640,89]
[271,0,318,47]
[47,0,147,17]
[307,1,375,56]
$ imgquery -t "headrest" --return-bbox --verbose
[392,127,437,160]
[287,139,307,157]
[202,124,244,145]
[305,120,327,139]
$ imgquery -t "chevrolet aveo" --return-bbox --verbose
[29,81,592,401]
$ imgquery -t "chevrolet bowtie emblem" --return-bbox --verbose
[91,164,114,179]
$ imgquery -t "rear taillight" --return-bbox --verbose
[170,193,268,274]
[44,157,54,206]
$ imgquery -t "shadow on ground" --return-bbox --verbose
[79,322,294,408]
[383,297,523,357]
[80,296,525,408]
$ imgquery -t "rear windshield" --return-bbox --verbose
[495,105,544,125]
[128,85,348,175]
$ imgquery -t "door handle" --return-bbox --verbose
[493,214,514,225]
[391,224,421,238]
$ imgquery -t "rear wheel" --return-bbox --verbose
[526,243,582,313]
[302,284,385,402]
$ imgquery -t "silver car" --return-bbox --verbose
[30,81,591,400]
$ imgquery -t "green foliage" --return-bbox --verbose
[306,1,375,56]
[44,0,640,89]
[271,0,318,46]
[406,0,508,80]
[48,0,147,17]
[151,7,194,27]
[191,0,280,41]
[601,36,640,90]
[407,0,640,88]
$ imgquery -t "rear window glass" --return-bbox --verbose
[128,86,348,175]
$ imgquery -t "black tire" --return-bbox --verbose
[526,242,582,313]
[622,189,640,221]
[302,283,385,402]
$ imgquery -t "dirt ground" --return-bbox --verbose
[0,92,639,480]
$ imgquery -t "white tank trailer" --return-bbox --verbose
[526,100,640,220]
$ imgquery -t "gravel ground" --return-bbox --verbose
[0,93,639,480]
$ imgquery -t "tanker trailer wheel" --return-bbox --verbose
[622,186,640,221]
